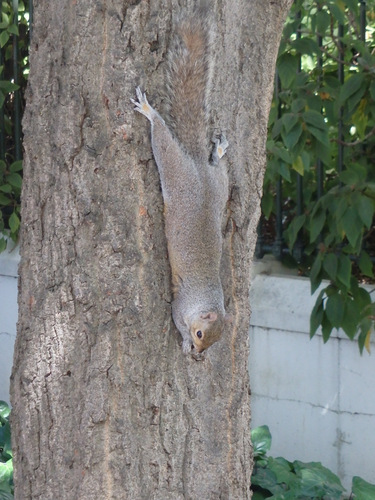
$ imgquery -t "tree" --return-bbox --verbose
[10,1,292,498]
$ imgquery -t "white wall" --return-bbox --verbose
[0,246,19,404]
[0,252,374,490]
[249,263,375,491]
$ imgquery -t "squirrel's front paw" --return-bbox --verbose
[181,340,206,361]
[182,339,194,355]
[131,87,153,122]
[212,134,229,165]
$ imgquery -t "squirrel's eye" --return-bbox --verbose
[196,330,203,339]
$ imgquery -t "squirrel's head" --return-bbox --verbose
[190,311,225,353]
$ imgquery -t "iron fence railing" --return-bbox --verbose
[256,0,371,263]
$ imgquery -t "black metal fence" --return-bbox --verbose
[0,1,32,246]
[255,0,372,264]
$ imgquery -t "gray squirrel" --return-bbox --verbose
[132,10,230,357]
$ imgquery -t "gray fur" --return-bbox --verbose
[132,12,229,357]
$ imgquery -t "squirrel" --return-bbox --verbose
[132,9,230,357]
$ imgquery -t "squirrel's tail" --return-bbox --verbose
[166,9,212,162]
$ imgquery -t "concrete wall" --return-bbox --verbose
[0,246,19,404]
[0,252,374,490]
[249,263,375,491]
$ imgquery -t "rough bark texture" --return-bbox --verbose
[10,0,292,498]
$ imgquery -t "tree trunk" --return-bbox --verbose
[10,1,292,498]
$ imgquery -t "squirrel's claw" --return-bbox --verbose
[131,86,153,121]
[181,339,206,361]
[182,339,193,355]
[212,133,229,165]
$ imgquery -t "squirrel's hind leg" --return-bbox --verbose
[212,133,229,165]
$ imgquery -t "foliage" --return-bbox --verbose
[0,1,29,252]
[0,401,13,499]
[251,425,375,500]
[264,0,375,352]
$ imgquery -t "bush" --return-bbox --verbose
[0,401,13,499]
[0,1,29,252]
[251,425,375,499]
[263,0,375,352]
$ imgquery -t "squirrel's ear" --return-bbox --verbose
[200,312,217,322]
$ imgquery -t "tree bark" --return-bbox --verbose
[10,1,292,498]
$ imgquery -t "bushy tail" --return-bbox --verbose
[166,9,212,161]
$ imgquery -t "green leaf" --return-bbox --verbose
[0,238,6,253]
[6,23,18,36]
[292,38,319,56]
[0,459,12,484]
[6,173,22,189]
[353,286,372,313]
[0,30,9,48]
[358,319,372,354]
[0,420,11,458]
[271,144,292,163]
[310,208,325,243]
[0,184,12,193]
[261,191,273,220]
[342,298,360,340]
[310,289,325,337]
[303,110,326,130]
[251,425,272,457]
[321,313,333,342]
[296,461,345,499]
[1,12,9,27]
[356,196,374,230]
[267,456,296,489]
[271,118,283,138]
[341,207,362,248]
[282,122,303,150]
[0,80,19,93]
[310,254,322,294]
[0,489,14,500]
[9,160,22,172]
[352,476,375,499]
[278,161,291,182]
[8,211,20,233]
[316,9,331,34]
[323,253,338,281]
[292,155,304,175]
[291,98,306,113]
[0,193,10,205]
[277,53,298,88]
[340,73,365,104]
[370,81,375,102]
[337,255,352,290]
[251,465,277,491]
[351,99,369,139]
[306,124,330,146]
[328,3,346,24]
[339,169,361,186]
[282,113,299,134]
[347,85,366,115]
[358,251,374,278]
[315,141,332,166]
[325,292,344,329]
[285,214,306,249]
[0,401,10,420]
